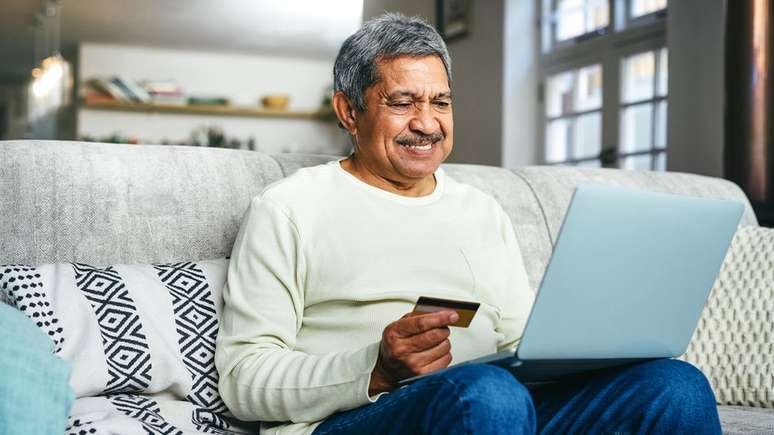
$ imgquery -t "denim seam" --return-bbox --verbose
[436,376,471,435]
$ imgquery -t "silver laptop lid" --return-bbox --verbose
[517,185,744,360]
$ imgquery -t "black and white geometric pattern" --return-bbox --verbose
[109,394,183,435]
[0,264,65,353]
[72,263,152,393]
[65,417,97,435]
[154,262,230,433]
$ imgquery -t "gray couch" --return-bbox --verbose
[1,140,771,433]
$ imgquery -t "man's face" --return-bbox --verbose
[353,55,453,184]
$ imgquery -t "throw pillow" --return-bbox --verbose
[682,225,774,407]
[0,259,233,433]
[0,303,74,435]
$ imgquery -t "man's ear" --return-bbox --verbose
[333,91,358,135]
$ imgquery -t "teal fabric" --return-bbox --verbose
[0,303,74,435]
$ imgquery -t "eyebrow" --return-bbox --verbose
[386,90,452,100]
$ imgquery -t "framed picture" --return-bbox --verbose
[437,0,470,41]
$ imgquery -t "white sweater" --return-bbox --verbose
[215,160,534,434]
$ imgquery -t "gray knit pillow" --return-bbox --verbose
[681,225,774,407]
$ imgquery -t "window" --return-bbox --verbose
[539,0,668,171]
[620,48,668,170]
[629,0,667,18]
[544,64,603,165]
[542,0,609,52]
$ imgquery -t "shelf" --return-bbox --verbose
[81,100,336,120]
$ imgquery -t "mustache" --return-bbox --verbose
[395,132,444,146]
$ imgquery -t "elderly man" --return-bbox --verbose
[215,13,722,435]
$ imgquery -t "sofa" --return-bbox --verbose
[0,139,772,434]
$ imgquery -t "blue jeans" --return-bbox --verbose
[313,359,721,434]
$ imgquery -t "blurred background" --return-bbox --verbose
[0,0,771,224]
[0,0,363,156]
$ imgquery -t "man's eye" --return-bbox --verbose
[434,101,451,108]
[390,102,412,107]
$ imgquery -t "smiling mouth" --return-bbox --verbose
[398,141,438,155]
[396,132,443,155]
[402,143,433,151]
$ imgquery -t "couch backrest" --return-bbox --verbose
[1,140,758,292]
[1,140,285,267]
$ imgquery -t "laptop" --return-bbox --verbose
[400,184,744,384]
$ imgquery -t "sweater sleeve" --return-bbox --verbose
[215,196,381,423]
[495,208,536,352]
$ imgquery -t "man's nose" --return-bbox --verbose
[408,104,441,134]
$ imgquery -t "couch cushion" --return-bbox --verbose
[513,166,759,244]
[66,395,258,435]
[0,259,237,433]
[510,166,759,290]
[719,405,774,434]
[271,152,343,178]
[681,226,774,408]
[0,140,284,265]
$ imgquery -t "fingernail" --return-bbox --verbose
[449,312,459,322]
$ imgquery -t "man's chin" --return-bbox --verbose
[388,143,449,179]
[394,160,443,180]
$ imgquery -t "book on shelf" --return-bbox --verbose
[139,79,182,94]
[138,80,186,105]
[85,76,154,103]
[82,88,117,104]
[86,78,131,102]
[114,76,152,103]
[82,78,236,108]
[109,77,141,103]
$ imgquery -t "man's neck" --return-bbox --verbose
[340,155,437,197]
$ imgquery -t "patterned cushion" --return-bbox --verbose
[682,226,774,407]
[66,394,258,435]
[0,259,237,433]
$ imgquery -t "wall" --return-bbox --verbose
[502,0,539,168]
[77,43,349,154]
[364,0,515,166]
[443,2,505,165]
[666,0,726,177]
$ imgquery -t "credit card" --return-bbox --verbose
[413,296,480,328]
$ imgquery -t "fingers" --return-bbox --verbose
[395,310,458,337]
[417,351,453,374]
[404,338,452,370]
[403,326,450,353]
[380,337,453,380]
[384,324,450,360]
[374,311,458,391]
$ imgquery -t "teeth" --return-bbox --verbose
[405,144,432,151]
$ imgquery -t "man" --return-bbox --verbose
[215,13,722,435]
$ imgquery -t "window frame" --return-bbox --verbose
[537,0,667,169]
[543,0,611,53]
[618,46,668,170]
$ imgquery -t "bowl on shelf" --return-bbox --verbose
[260,94,290,111]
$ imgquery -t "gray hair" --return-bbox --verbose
[333,12,452,113]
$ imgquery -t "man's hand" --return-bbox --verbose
[369,310,459,396]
